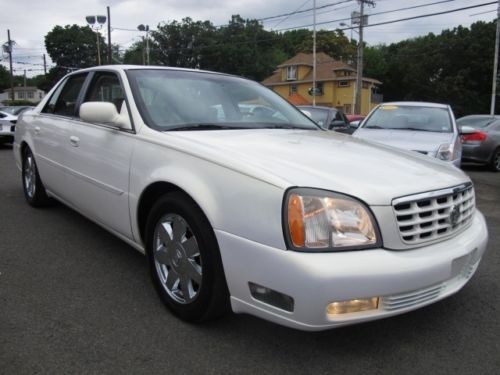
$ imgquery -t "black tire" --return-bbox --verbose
[22,147,52,207]
[145,192,230,322]
[490,148,500,172]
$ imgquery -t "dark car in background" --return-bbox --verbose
[297,105,354,133]
[458,115,500,172]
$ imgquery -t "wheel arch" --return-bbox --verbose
[136,180,215,248]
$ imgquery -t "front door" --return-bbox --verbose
[62,71,135,239]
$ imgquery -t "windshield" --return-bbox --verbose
[362,105,453,133]
[456,116,497,129]
[126,69,318,131]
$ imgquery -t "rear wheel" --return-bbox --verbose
[22,147,52,206]
[145,192,229,322]
[490,148,500,172]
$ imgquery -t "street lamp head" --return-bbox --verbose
[96,15,107,25]
[86,15,96,25]
[138,24,145,31]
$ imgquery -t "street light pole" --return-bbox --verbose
[354,0,375,115]
[6,30,14,103]
[86,15,107,66]
[490,0,500,115]
[138,24,150,65]
[313,0,316,106]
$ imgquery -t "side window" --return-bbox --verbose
[84,72,125,112]
[42,74,87,117]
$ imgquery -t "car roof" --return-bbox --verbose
[380,101,448,109]
[70,64,233,77]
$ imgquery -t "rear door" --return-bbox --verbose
[32,73,88,200]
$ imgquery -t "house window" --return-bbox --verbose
[39,92,43,99]
[286,65,297,80]
[18,92,25,99]
[316,82,323,95]
[338,81,349,87]
[28,91,34,99]
[289,84,297,95]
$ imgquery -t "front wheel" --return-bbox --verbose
[490,148,500,172]
[145,192,229,322]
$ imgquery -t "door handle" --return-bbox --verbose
[69,136,80,147]
[34,126,41,135]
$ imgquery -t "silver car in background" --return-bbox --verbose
[457,115,500,171]
[354,102,462,167]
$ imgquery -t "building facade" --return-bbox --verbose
[262,52,382,115]
[1,86,46,104]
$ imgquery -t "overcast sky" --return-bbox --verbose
[0,0,497,76]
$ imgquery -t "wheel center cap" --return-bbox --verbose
[172,248,183,268]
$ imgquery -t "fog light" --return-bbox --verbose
[249,282,294,312]
[326,297,379,316]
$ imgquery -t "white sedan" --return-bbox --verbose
[0,110,17,143]
[14,66,488,331]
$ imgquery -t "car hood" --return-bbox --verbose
[353,128,455,154]
[164,129,469,206]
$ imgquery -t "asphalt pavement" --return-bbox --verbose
[1,144,499,374]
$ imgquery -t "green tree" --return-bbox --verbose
[0,65,11,91]
[45,24,105,73]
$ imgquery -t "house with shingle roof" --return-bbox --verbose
[262,52,382,115]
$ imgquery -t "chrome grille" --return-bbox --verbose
[393,184,475,245]
[381,283,445,311]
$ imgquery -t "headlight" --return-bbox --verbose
[436,143,454,161]
[284,188,381,251]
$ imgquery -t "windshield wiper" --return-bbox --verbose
[167,123,248,131]
[364,125,384,129]
[258,123,318,130]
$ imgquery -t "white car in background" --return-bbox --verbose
[354,102,462,167]
[0,111,17,144]
[14,66,488,331]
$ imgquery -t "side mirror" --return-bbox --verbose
[300,109,312,118]
[79,101,132,130]
[459,125,475,135]
[330,120,347,128]
[349,120,360,128]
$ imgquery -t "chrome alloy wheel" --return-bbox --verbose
[24,153,36,199]
[153,214,202,304]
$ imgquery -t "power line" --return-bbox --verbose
[272,0,460,31]
[257,0,354,22]
[347,1,497,31]
[271,0,312,29]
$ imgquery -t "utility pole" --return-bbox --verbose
[354,0,375,115]
[107,6,112,64]
[7,30,14,103]
[23,70,26,89]
[43,54,47,75]
[490,0,500,115]
[313,0,317,106]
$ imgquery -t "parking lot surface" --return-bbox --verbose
[0,144,499,374]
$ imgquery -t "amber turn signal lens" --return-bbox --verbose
[288,193,305,247]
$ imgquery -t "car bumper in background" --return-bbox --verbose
[216,211,488,331]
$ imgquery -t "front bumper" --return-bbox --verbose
[216,211,488,331]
